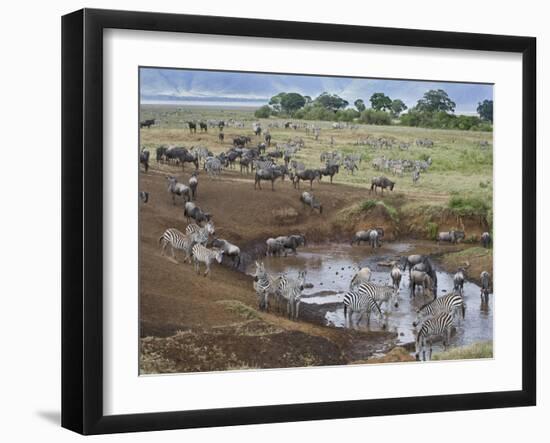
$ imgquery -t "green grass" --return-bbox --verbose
[432,341,493,360]
[140,104,493,228]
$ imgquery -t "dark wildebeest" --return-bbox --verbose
[199,122,208,132]
[218,120,225,131]
[211,238,241,268]
[370,176,395,195]
[139,191,149,203]
[411,256,438,297]
[300,192,323,214]
[218,132,225,143]
[189,171,198,200]
[292,169,322,190]
[437,230,465,244]
[140,119,155,128]
[166,176,191,204]
[481,232,492,248]
[184,201,211,224]
[453,268,465,296]
[320,164,339,184]
[187,121,197,133]
[409,270,435,299]
[264,132,272,147]
[233,135,251,147]
[351,228,384,246]
[275,235,306,256]
[156,146,167,163]
[480,271,490,303]
[254,167,285,191]
[254,126,262,137]
[140,150,150,172]
[166,147,199,170]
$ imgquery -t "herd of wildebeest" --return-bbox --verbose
[140,116,493,361]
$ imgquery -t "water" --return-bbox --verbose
[253,243,493,353]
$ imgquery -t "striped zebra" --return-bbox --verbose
[186,221,215,244]
[252,261,281,311]
[412,293,465,327]
[415,312,454,361]
[253,159,274,171]
[159,228,196,263]
[204,157,223,177]
[191,244,224,277]
[390,264,402,293]
[356,282,399,311]
[343,290,387,329]
[278,270,306,320]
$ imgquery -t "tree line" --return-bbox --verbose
[254,89,493,131]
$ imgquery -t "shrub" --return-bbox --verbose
[360,200,377,211]
[359,109,392,125]
[448,195,490,217]
[254,105,272,119]
[426,222,438,240]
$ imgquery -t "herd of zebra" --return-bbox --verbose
[252,249,492,361]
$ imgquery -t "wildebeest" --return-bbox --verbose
[349,267,372,290]
[187,121,197,133]
[370,176,395,195]
[264,132,271,147]
[437,230,465,244]
[265,238,285,256]
[140,119,155,128]
[292,169,321,190]
[320,164,339,184]
[211,238,241,268]
[139,191,149,203]
[480,271,490,302]
[400,254,424,273]
[199,121,207,132]
[254,167,286,191]
[390,264,402,292]
[166,176,191,204]
[411,256,438,297]
[184,201,211,224]
[300,192,323,214]
[453,268,465,296]
[274,235,306,256]
[218,132,224,143]
[481,232,492,248]
[254,126,262,137]
[412,170,420,184]
[189,171,198,200]
[351,228,384,246]
[410,270,434,299]
[233,135,251,147]
[140,149,150,172]
[164,146,199,170]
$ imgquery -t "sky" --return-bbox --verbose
[140,67,493,115]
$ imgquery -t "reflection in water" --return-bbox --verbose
[254,243,493,353]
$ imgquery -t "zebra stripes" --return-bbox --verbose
[415,312,454,361]
[278,271,306,320]
[204,157,223,177]
[343,290,387,328]
[191,244,224,277]
[185,221,215,244]
[356,282,399,310]
[159,228,194,263]
[413,293,465,327]
[252,261,281,311]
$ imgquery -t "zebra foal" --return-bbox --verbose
[192,244,224,277]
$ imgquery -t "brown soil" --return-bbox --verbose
[139,164,488,373]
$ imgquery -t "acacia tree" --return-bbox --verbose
[280,92,306,115]
[390,99,408,117]
[369,92,392,111]
[354,98,366,112]
[477,99,493,122]
[314,92,349,112]
[416,89,456,113]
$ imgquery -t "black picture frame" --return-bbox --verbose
[62,8,536,435]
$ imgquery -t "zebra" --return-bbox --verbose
[480,271,490,303]
[356,281,399,311]
[453,269,465,296]
[204,157,223,177]
[415,312,454,361]
[167,176,191,204]
[185,221,215,245]
[412,293,465,327]
[191,244,224,277]
[278,270,306,320]
[139,191,149,203]
[390,264,402,293]
[159,228,196,263]
[369,229,380,248]
[343,290,387,329]
[252,261,281,311]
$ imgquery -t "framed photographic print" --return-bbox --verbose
[62,8,536,435]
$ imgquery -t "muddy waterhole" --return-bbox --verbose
[248,242,493,355]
